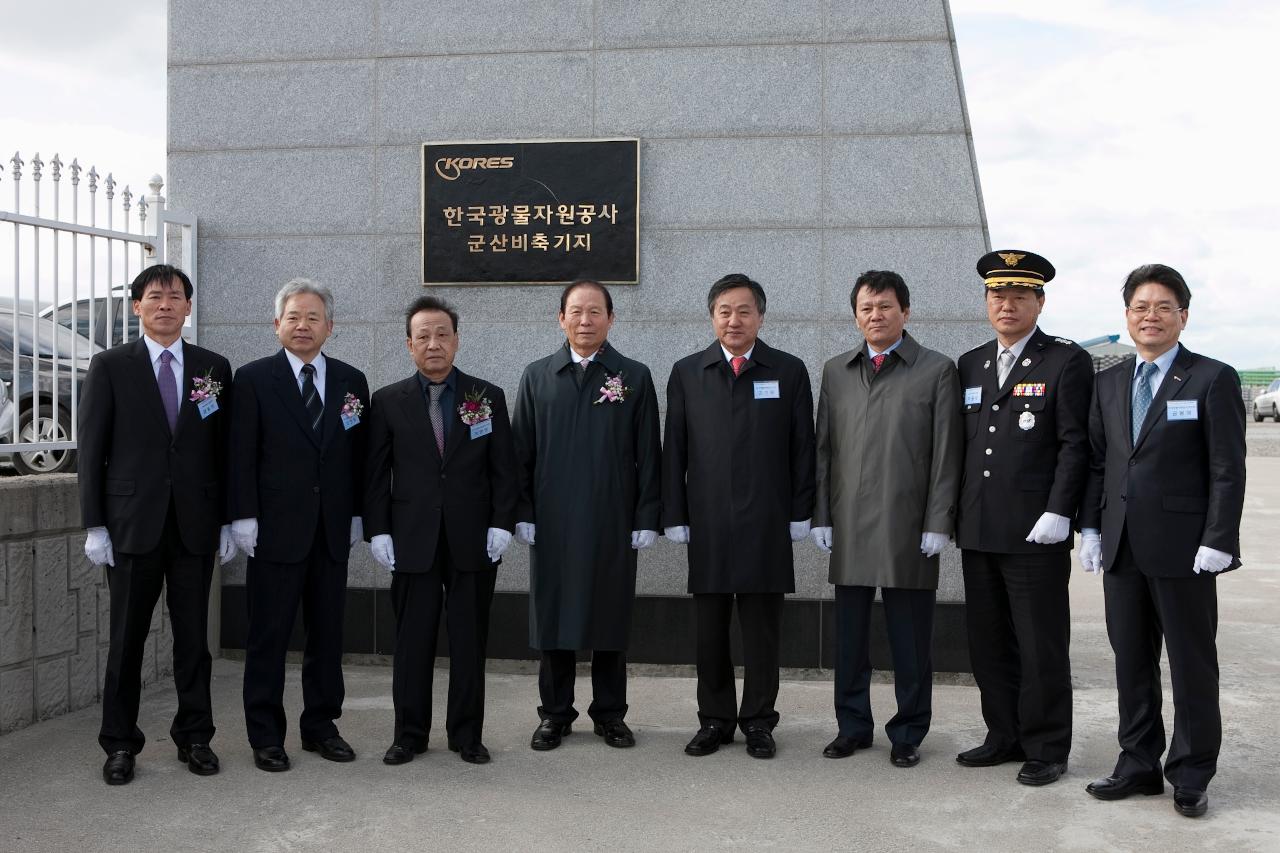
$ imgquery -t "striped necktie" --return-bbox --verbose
[301,364,323,434]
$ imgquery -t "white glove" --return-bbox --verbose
[811,526,833,554]
[350,516,363,547]
[85,526,115,567]
[370,534,395,571]
[631,530,658,550]
[218,525,238,565]
[1026,511,1072,545]
[920,531,948,558]
[231,518,258,558]
[1080,529,1103,574]
[664,526,690,545]
[789,519,812,542]
[515,522,536,545]
[487,527,512,562]
[1192,545,1232,574]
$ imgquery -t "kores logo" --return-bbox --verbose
[434,156,515,181]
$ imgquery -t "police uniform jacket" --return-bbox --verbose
[955,328,1094,554]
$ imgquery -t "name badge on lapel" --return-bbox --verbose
[197,398,219,419]
[1167,400,1198,421]
[341,412,360,430]
[964,387,982,406]
[470,420,493,439]
[754,380,780,400]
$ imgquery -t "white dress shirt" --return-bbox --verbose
[570,346,599,366]
[721,344,755,363]
[996,327,1037,363]
[867,336,905,359]
[142,335,184,403]
[284,349,327,403]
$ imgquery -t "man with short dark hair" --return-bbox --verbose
[1079,263,1245,819]
[953,250,1094,787]
[512,280,661,752]
[229,278,370,772]
[812,270,961,768]
[364,295,517,766]
[79,264,236,785]
[663,273,815,760]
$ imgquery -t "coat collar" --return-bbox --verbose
[699,338,776,373]
[846,329,921,368]
[553,340,624,376]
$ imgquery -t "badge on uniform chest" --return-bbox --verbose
[1019,411,1036,430]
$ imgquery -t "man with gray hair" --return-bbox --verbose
[229,278,370,772]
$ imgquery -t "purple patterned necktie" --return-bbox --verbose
[158,350,180,432]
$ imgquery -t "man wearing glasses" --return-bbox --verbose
[1079,264,1246,819]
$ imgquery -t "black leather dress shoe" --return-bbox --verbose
[1085,773,1164,800]
[744,727,776,759]
[177,743,220,776]
[383,743,425,765]
[301,735,356,763]
[1173,787,1208,818]
[102,750,135,785]
[530,719,572,751]
[956,742,1026,768]
[1017,759,1067,786]
[458,743,491,764]
[253,746,291,772]
[684,724,734,756]
[890,743,921,768]
[822,735,872,759]
[593,720,636,748]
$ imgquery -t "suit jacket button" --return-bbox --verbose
[312,486,320,494]
[1120,494,1126,501]
[985,448,992,455]
[1129,459,1137,466]
[983,470,990,478]
[988,426,996,433]
[991,404,1000,411]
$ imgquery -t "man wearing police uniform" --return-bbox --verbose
[954,250,1094,786]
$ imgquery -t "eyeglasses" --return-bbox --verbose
[1125,303,1184,318]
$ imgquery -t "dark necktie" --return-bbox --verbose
[1132,361,1156,444]
[300,363,323,434]
[158,350,179,432]
[871,353,886,374]
[731,355,746,376]
[428,382,446,456]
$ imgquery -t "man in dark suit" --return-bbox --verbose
[662,273,816,760]
[1079,263,1246,819]
[364,295,517,766]
[512,280,662,752]
[229,278,370,772]
[79,264,235,785]
[954,251,1094,786]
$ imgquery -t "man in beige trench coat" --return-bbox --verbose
[812,270,962,768]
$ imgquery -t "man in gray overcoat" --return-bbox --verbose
[812,270,962,768]
[512,280,661,752]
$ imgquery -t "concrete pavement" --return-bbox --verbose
[1,451,1277,852]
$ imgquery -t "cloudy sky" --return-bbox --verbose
[2,1,1276,369]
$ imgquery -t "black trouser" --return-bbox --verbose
[537,649,627,725]
[961,549,1072,762]
[99,502,214,755]
[694,592,783,733]
[1105,532,1220,791]
[833,585,934,747]
[242,523,347,749]
[390,528,496,750]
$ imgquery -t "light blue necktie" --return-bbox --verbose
[1132,361,1156,445]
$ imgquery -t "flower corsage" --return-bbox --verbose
[189,370,222,402]
[593,372,630,405]
[458,388,493,425]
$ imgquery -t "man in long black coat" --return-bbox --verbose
[512,280,661,751]
[228,278,369,773]
[79,264,235,785]
[364,295,518,766]
[662,273,816,759]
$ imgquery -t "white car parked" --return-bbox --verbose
[1254,378,1280,422]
